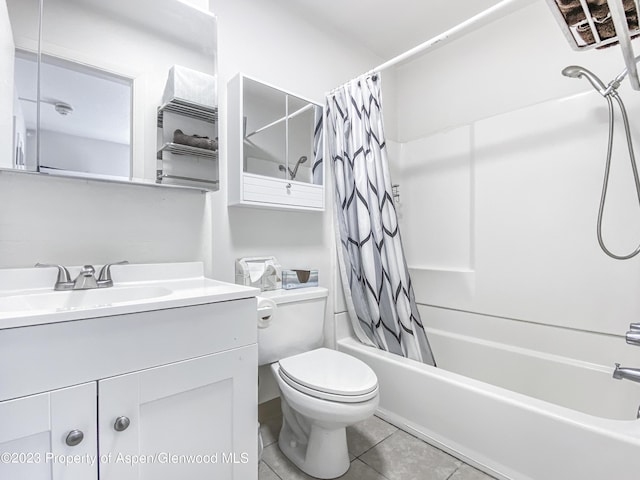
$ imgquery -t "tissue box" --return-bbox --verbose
[282,270,318,290]
[235,256,281,291]
[163,65,217,108]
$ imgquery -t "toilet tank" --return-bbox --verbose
[257,287,328,365]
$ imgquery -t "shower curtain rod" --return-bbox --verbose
[372,0,534,73]
[329,0,534,94]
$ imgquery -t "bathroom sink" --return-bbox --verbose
[0,262,258,329]
[0,285,172,316]
[19,285,172,312]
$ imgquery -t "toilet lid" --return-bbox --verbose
[278,348,378,401]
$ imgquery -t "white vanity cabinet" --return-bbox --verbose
[227,73,325,211]
[0,295,258,480]
[0,382,98,480]
[98,347,256,480]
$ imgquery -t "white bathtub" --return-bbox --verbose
[336,307,640,480]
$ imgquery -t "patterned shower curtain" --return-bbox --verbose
[326,73,436,366]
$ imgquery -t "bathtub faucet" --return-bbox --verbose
[613,363,640,384]
[626,323,640,346]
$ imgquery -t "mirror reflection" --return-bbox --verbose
[15,52,132,179]
[243,77,322,186]
[3,0,217,185]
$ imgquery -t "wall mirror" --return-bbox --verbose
[2,0,218,187]
[243,77,322,186]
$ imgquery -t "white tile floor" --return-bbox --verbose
[258,400,497,480]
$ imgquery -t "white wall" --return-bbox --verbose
[0,170,208,267]
[390,1,640,340]
[392,1,630,142]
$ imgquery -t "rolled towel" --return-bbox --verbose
[173,129,218,151]
[556,0,638,27]
[576,12,640,46]
[577,15,616,44]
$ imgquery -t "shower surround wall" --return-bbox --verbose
[398,89,640,335]
[388,0,640,343]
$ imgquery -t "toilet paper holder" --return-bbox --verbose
[256,296,276,329]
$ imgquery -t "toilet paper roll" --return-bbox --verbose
[257,296,277,329]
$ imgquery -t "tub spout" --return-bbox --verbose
[613,363,640,383]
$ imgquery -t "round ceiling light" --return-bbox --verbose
[54,102,73,116]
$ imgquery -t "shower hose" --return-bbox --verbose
[597,91,640,260]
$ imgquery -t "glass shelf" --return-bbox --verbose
[157,142,218,160]
[157,98,218,127]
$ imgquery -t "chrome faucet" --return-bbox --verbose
[36,261,128,291]
[613,363,640,384]
[612,324,640,384]
[73,265,98,290]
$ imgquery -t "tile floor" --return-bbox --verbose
[258,399,497,480]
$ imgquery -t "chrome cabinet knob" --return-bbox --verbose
[114,416,130,432]
[65,430,84,447]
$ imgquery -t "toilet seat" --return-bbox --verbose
[278,348,378,403]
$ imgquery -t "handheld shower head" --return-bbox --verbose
[279,156,309,180]
[562,65,608,95]
[290,156,307,179]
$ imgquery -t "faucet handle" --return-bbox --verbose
[80,265,95,276]
[625,330,640,347]
[97,261,129,288]
[35,263,74,290]
[629,323,640,332]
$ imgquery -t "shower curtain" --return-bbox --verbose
[326,73,436,366]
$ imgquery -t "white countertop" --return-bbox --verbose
[0,262,259,329]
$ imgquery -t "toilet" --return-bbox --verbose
[258,287,379,479]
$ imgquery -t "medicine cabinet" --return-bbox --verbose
[227,74,324,211]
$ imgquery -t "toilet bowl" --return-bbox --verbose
[271,348,379,479]
[256,287,379,479]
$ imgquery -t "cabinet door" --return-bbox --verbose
[0,382,98,480]
[99,345,257,480]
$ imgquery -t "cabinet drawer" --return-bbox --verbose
[242,174,323,209]
[0,298,256,401]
